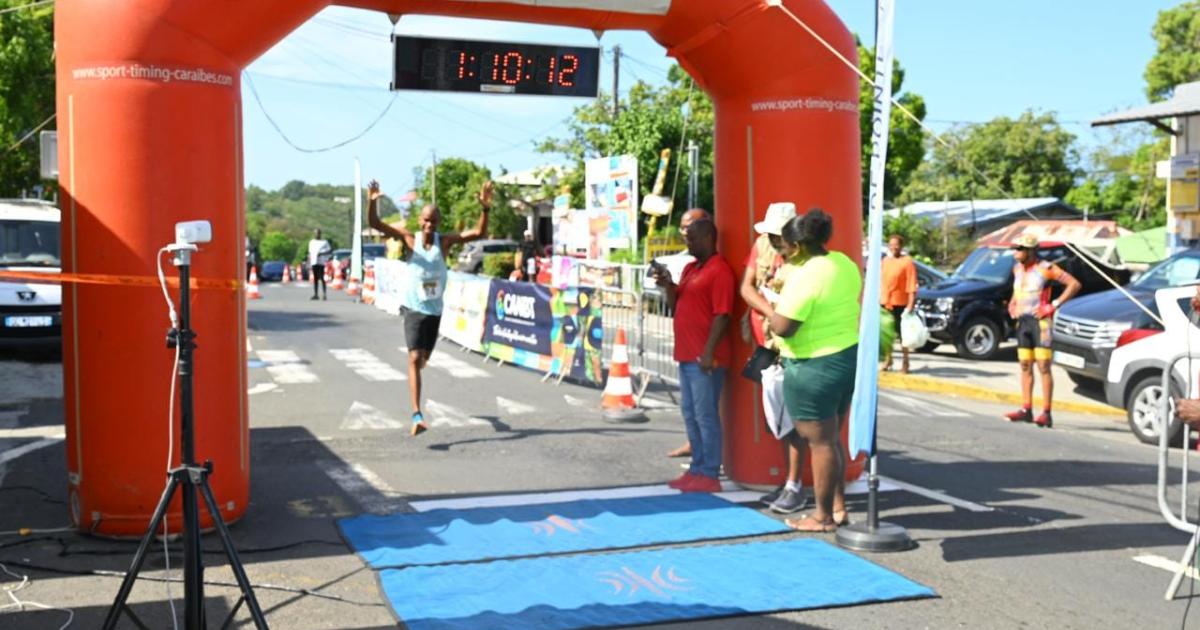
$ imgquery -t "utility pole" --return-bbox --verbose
[611,45,621,119]
[687,140,699,209]
[431,149,438,208]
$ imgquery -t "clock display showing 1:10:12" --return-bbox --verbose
[393,36,599,97]
[438,49,581,88]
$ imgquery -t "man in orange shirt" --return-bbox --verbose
[880,234,918,373]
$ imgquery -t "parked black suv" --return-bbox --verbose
[916,242,1131,360]
[1052,248,1200,388]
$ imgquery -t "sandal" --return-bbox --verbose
[784,514,837,533]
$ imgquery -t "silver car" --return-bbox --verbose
[457,239,518,273]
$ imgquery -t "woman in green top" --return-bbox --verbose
[767,209,862,532]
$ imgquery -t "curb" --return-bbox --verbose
[878,372,1125,418]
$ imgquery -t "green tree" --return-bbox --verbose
[898,111,1078,204]
[859,39,928,204]
[0,2,54,197]
[258,231,298,263]
[1065,127,1168,231]
[412,157,523,241]
[1144,1,1200,102]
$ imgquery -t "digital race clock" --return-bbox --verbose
[391,35,600,97]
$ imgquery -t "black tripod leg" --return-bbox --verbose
[197,479,269,629]
[102,475,180,630]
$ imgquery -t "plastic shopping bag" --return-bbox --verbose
[760,364,794,440]
[900,311,930,351]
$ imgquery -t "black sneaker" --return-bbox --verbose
[769,488,808,514]
[759,485,785,506]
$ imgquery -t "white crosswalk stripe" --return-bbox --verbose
[425,351,491,378]
[341,401,405,430]
[497,396,536,416]
[257,350,319,384]
[330,348,406,381]
[425,400,490,428]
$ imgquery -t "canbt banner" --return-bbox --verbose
[483,279,604,384]
[370,267,605,385]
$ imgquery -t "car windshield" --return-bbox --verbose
[954,247,1013,283]
[0,220,60,267]
[1132,253,1200,291]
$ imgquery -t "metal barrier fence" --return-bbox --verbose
[572,261,679,385]
[1157,352,1200,600]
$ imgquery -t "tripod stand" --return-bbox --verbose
[103,244,267,629]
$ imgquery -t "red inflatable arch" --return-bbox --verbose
[56,0,862,535]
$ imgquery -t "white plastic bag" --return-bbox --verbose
[760,364,794,439]
[900,311,930,351]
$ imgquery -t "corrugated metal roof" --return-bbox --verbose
[1092,81,1200,127]
[888,197,1075,229]
[976,220,1130,247]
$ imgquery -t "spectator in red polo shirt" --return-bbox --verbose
[651,217,735,493]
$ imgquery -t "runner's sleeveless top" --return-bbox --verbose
[406,233,447,315]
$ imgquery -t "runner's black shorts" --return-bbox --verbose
[403,309,441,355]
[1014,314,1052,361]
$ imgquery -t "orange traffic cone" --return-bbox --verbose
[291,264,303,285]
[602,328,645,422]
[345,269,361,297]
[281,263,292,284]
[361,265,376,305]
[331,263,345,290]
[246,265,262,300]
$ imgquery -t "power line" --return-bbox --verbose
[5,112,55,152]
[243,72,398,153]
[777,3,1165,328]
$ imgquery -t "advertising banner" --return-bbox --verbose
[439,271,490,352]
[848,0,896,460]
[372,259,409,316]
[482,279,603,383]
[584,154,639,253]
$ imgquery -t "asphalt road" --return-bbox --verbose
[2,281,1199,629]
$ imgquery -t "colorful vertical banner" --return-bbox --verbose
[849,0,896,460]
[584,155,639,254]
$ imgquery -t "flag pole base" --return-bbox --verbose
[835,521,913,552]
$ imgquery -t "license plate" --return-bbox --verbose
[5,315,52,328]
[1054,351,1085,369]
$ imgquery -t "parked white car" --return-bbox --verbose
[0,199,61,349]
[1104,284,1200,444]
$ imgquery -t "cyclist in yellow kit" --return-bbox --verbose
[1003,235,1081,428]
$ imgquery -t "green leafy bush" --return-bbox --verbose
[482,252,515,278]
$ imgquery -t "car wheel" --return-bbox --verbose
[954,317,1000,360]
[917,340,940,353]
[1126,373,1182,446]
[1067,371,1103,391]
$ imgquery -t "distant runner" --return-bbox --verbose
[367,179,494,436]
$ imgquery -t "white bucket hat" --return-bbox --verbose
[754,202,797,236]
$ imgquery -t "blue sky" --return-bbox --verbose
[242,0,1181,197]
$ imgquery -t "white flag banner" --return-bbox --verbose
[849,0,896,459]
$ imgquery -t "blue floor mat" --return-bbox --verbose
[338,493,789,568]
[379,538,936,630]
